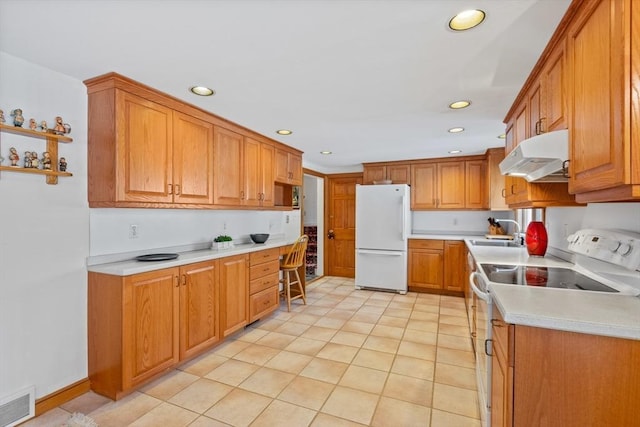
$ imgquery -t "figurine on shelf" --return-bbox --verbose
[0,109,5,124]
[41,151,52,170]
[29,118,37,130]
[30,152,39,169]
[63,123,71,134]
[11,109,24,127]
[8,147,19,166]
[23,151,31,168]
[59,157,67,172]
[39,120,48,132]
[53,116,66,135]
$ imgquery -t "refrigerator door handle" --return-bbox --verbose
[357,249,404,256]
[401,195,407,241]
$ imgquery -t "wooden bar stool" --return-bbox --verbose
[280,235,309,311]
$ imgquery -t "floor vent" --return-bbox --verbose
[0,386,35,427]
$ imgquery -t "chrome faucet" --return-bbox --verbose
[497,219,522,244]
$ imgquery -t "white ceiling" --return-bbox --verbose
[0,0,571,173]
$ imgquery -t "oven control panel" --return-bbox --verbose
[567,229,640,271]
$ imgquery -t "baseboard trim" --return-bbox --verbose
[35,378,91,416]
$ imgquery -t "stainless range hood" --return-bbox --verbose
[499,129,569,182]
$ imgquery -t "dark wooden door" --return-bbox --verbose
[326,174,361,278]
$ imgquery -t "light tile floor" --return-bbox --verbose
[26,277,481,427]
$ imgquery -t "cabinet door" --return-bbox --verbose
[116,91,173,203]
[179,260,219,360]
[220,254,249,337]
[487,148,509,210]
[260,143,275,206]
[363,166,386,184]
[214,127,244,205]
[465,160,487,209]
[444,241,466,292]
[243,137,262,207]
[528,81,543,136]
[408,249,443,290]
[438,162,465,209]
[543,40,567,132]
[123,268,179,389]
[173,112,214,204]
[567,0,627,195]
[289,153,303,186]
[387,165,411,185]
[274,148,290,184]
[411,163,437,209]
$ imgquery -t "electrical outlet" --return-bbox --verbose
[453,217,458,226]
[129,224,139,239]
[286,215,290,224]
[223,221,227,231]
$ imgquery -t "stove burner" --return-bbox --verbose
[480,265,618,293]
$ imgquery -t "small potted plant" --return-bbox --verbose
[212,235,233,250]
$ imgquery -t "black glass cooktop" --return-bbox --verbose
[481,265,618,293]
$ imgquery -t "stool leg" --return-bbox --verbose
[285,270,292,312]
[293,269,306,305]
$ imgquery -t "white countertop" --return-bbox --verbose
[466,240,640,340]
[87,238,296,276]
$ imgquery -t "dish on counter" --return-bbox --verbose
[135,253,179,262]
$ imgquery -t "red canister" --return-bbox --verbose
[526,221,548,256]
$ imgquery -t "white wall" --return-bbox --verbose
[0,52,89,399]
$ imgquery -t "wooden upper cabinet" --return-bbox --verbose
[438,162,465,209]
[486,147,509,211]
[567,0,639,201]
[173,112,214,204]
[213,127,244,205]
[275,148,303,186]
[528,80,544,137]
[362,163,411,185]
[243,137,275,207]
[542,39,567,132]
[411,163,438,209]
[465,160,487,209]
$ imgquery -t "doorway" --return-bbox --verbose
[303,173,324,280]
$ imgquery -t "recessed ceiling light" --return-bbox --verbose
[320,151,332,155]
[189,86,215,96]
[448,127,465,133]
[449,100,471,109]
[276,129,293,135]
[449,9,486,31]
[449,150,462,154]
[497,134,506,139]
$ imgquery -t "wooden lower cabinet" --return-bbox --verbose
[408,239,466,294]
[248,248,281,322]
[220,254,250,337]
[491,308,640,427]
[89,260,221,400]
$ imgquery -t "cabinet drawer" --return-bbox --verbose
[408,239,444,250]
[250,248,281,265]
[250,272,279,295]
[249,285,279,322]
[250,259,280,280]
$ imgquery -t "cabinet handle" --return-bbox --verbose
[168,184,173,195]
[174,184,181,195]
[562,160,571,178]
[491,319,504,327]
[263,267,270,272]
[174,276,180,287]
[501,188,506,198]
[510,184,515,195]
[485,339,493,357]
[181,274,187,286]
[539,117,546,134]
[240,190,244,200]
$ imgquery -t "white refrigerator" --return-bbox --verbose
[355,184,411,294]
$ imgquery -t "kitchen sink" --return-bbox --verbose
[468,239,521,248]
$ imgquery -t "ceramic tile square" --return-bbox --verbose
[300,325,338,341]
[273,320,312,336]
[204,359,259,386]
[351,348,395,372]
[435,363,477,390]
[316,342,360,363]
[211,339,251,357]
[291,313,323,325]
[440,314,469,326]
[341,320,375,334]
[284,336,327,356]
[232,343,281,365]
[278,376,335,410]
[350,311,382,323]
[410,310,440,321]
[440,307,467,317]
[321,386,379,425]
[204,388,271,427]
[253,317,286,331]
[387,301,414,310]
[391,355,435,381]
[178,352,229,377]
[392,294,418,304]
[264,349,313,374]
[250,399,317,427]
[234,327,270,343]
[303,306,332,316]
[376,315,409,328]
[90,392,162,427]
[397,340,437,361]
[255,331,298,349]
[402,329,438,345]
[168,378,233,414]
[356,304,386,315]
[371,396,431,427]
[382,373,433,406]
[299,358,349,384]
[60,390,111,415]
[368,292,394,301]
[430,408,482,427]
[325,308,356,320]
[406,319,439,333]
[238,366,295,397]
[437,333,473,351]
[363,298,390,308]
[370,324,405,339]
[139,370,199,401]
[330,330,368,347]
[382,307,412,319]
[438,323,469,337]
[339,365,388,394]
[432,382,480,419]
[436,347,475,369]
[362,335,400,354]
[314,316,347,330]
[129,402,198,427]
[413,302,441,313]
